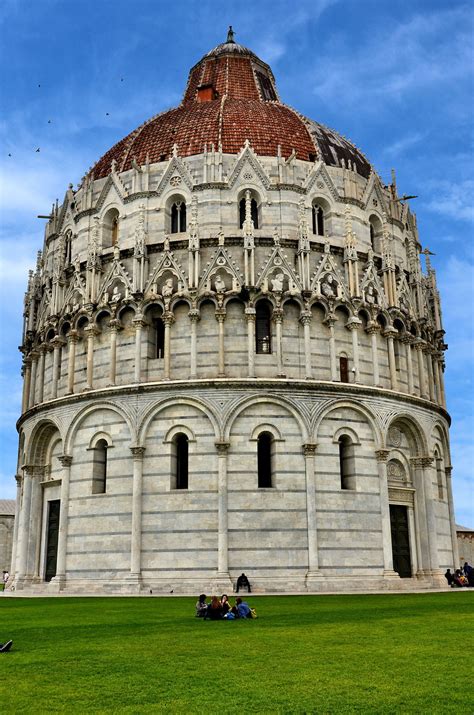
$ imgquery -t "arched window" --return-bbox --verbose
[257,432,273,488]
[312,205,324,236]
[92,439,108,494]
[339,435,355,490]
[256,301,272,354]
[64,231,72,265]
[173,433,188,490]
[171,201,186,233]
[111,216,119,246]
[339,356,349,383]
[154,318,165,359]
[102,208,120,249]
[435,453,444,500]
[239,196,259,229]
[369,216,382,254]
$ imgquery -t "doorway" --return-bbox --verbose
[45,500,60,582]
[389,504,412,577]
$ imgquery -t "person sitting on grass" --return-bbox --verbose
[0,640,13,653]
[195,594,208,617]
[205,595,223,620]
[236,573,251,593]
[235,597,252,619]
[220,594,230,615]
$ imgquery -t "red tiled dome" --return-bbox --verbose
[89,33,372,181]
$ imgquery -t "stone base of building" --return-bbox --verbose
[9,572,444,596]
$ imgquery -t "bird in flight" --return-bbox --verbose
[36,148,40,153]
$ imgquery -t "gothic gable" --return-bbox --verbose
[227,141,271,190]
[198,247,244,293]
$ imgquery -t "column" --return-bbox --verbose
[29,351,39,407]
[300,312,312,379]
[51,337,65,399]
[425,348,435,402]
[384,328,398,391]
[188,310,200,379]
[366,324,380,387]
[30,467,44,579]
[215,441,230,577]
[55,455,73,584]
[10,474,22,578]
[421,456,440,574]
[17,466,34,581]
[411,457,429,574]
[133,317,146,383]
[325,316,338,381]
[407,506,418,576]
[84,326,98,390]
[37,344,47,403]
[445,466,459,568]
[108,320,121,385]
[273,308,284,377]
[21,358,32,413]
[216,309,226,377]
[303,443,321,579]
[347,318,361,383]
[375,450,398,576]
[245,308,256,378]
[130,447,146,578]
[163,312,174,380]
[415,340,428,399]
[432,354,442,406]
[402,336,414,395]
[438,359,447,408]
[66,331,78,395]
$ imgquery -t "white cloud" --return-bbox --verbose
[423,179,474,223]
[382,132,424,158]
[312,7,472,106]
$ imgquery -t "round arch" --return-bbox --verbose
[385,413,429,455]
[312,399,381,447]
[223,394,309,443]
[65,402,135,454]
[26,418,64,464]
[138,396,220,446]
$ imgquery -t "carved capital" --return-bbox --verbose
[401,334,414,346]
[365,322,381,335]
[132,317,147,330]
[445,466,453,478]
[382,327,398,339]
[163,312,175,326]
[130,446,146,459]
[108,319,122,332]
[302,442,317,456]
[346,317,362,331]
[375,449,390,463]
[84,325,99,339]
[410,456,434,468]
[51,336,66,349]
[22,464,45,480]
[323,314,336,328]
[272,308,284,323]
[245,307,256,322]
[59,455,73,467]
[299,311,312,327]
[414,339,426,352]
[215,309,226,323]
[188,309,200,323]
[215,441,230,454]
[15,473,23,486]
[66,330,79,344]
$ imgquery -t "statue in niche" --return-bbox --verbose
[71,292,83,313]
[399,292,409,313]
[214,274,226,293]
[321,274,337,299]
[271,272,284,292]
[365,284,378,305]
[217,229,225,247]
[110,285,122,304]
[163,235,170,252]
[161,278,174,299]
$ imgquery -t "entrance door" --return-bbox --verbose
[390,504,412,577]
[45,500,60,582]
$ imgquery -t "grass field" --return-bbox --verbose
[1,592,473,713]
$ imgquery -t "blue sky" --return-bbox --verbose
[0,0,472,525]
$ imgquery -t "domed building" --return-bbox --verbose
[11,30,457,594]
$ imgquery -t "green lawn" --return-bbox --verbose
[1,593,473,713]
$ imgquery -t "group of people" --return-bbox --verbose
[195,594,255,620]
[445,562,474,588]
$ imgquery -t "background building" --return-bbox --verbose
[10,32,456,593]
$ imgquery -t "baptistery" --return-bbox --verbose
[11,30,457,593]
